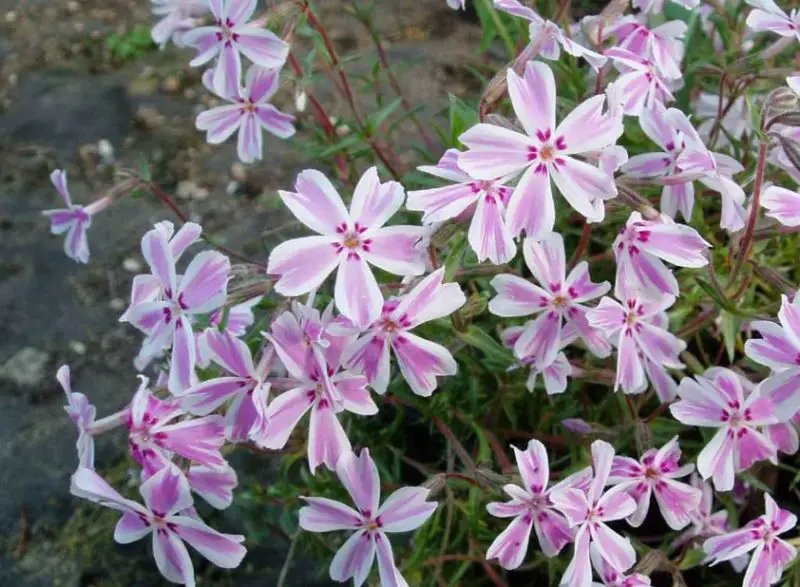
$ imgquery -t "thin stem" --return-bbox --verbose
[568,223,592,272]
[728,141,768,286]
[276,532,301,587]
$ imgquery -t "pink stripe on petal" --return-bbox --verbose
[653,477,702,530]
[507,62,556,137]
[333,372,376,416]
[236,112,263,163]
[114,512,151,543]
[255,103,296,139]
[234,27,289,68]
[468,191,517,265]
[556,94,623,155]
[258,385,314,449]
[377,486,437,532]
[299,497,362,532]
[506,165,555,239]
[196,104,242,143]
[140,465,193,517]
[50,169,72,205]
[329,530,375,585]
[522,233,565,289]
[349,167,404,231]
[336,449,381,517]
[745,320,800,370]
[485,511,534,570]
[181,377,248,415]
[344,332,391,393]
[203,330,254,377]
[616,328,647,394]
[307,401,351,474]
[362,225,426,276]
[267,235,341,297]
[458,123,533,180]
[245,65,278,102]
[407,182,478,224]
[168,317,197,394]
[561,526,591,587]
[158,415,226,468]
[141,227,177,293]
[697,428,735,491]
[534,508,574,557]
[225,0,256,25]
[489,274,551,317]
[513,439,549,495]
[393,267,466,327]
[392,332,457,397]
[513,310,561,368]
[734,427,777,471]
[278,170,350,236]
[171,516,246,568]
[152,528,195,585]
[374,533,403,587]
[334,254,383,329]
[187,464,237,510]
[550,157,613,221]
[213,43,242,99]
[589,521,636,572]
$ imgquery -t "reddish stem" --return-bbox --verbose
[729,142,768,286]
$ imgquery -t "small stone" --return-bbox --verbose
[161,75,181,94]
[67,1,79,12]
[0,348,50,387]
[5,11,16,23]
[226,180,240,196]
[176,180,209,201]
[336,124,351,137]
[183,87,197,100]
[230,162,247,182]
[109,298,126,311]
[134,106,165,129]
[68,341,87,355]
[97,139,114,164]
[122,257,142,273]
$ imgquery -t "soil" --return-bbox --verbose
[0,0,498,584]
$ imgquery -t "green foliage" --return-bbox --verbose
[105,25,155,62]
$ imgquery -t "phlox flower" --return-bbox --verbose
[407,149,516,264]
[670,368,778,491]
[613,212,711,299]
[58,364,97,468]
[672,474,749,572]
[485,439,592,569]
[127,376,227,475]
[183,0,288,96]
[124,223,231,393]
[257,306,375,473]
[761,185,800,227]
[489,232,612,366]
[151,0,209,49]
[586,290,686,396]
[267,167,426,328]
[633,0,699,13]
[693,91,753,149]
[196,66,295,163]
[459,62,623,238]
[549,440,638,587]
[620,103,746,229]
[341,268,465,396]
[179,331,273,442]
[606,18,687,80]
[590,548,652,587]
[186,463,238,510]
[605,48,675,116]
[42,170,110,264]
[745,0,800,42]
[608,436,701,530]
[704,493,797,587]
[446,0,465,9]
[500,324,572,395]
[71,465,246,586]
[299,449,437,587]
[196,296,261,367]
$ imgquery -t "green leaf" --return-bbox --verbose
[448,94,479,146]
[721,311,741,362]
[367,97,403,131]
[678,548,707,571]
[443,233,466,282]
[694,277,758,318]
[456,326,515,367]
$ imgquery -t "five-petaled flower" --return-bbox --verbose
[704,493,797,587]
[299,448,438,587]
[606,18,687,80]
[42,170,111,264]
[71,465,246,586]
[500,324,573,395]
[267,167,426,328]
[183,0,288,96]
[605,47,675,116]
[489,233,612,367]
[485,439,591,569]
[670,368,778,491]
[459,61,623,238]
[607,436,701,530]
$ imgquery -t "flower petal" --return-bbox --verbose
[458,124,533,180]
[308,401,352,474]
[279,169,351,236]
[334,253,383,329]
[152,528,195,585]
[377,486,437,532]
[392,332,458,397]
[299,497,362,532]
[329,530,375,587]
[336,448,381,517]
[507,62,556,138]
[361,225,426,276]
[485,512,534,570]
[259,385,315,449]
[268,235,341,297]
[506,165,555,239]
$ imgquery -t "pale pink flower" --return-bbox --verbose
[151,0,209,48]
[342,268,465,396]
[549,440,638,587]
[187,463,238,509]
[57,365,97,468]
[704,494,797,587]
[613,212,711,299]
[127,376,227,475]
[196,66,295,163]
[620,103,746,229]
[586,290,686,396]
[446,0,465,8]
[590,547,652,586]
[183,0,288,96]
[734,367,800,456]
[42,170,110,264]
[761,185,800,227]
[745,0,800,41]
[670,368,778,491]
[489,233,612,366]
[257,306,375,473]
[606,19,687,80]
[459,62,623,238]
[633,0,699,13]
[694,92,753,149]
[298,448,437,587]
[407,149,516,264]
[267,167,426,328]
[608,437,701,530]
[123,224,231,393]
[197,296,261,367]
[500,324,572,395]
[180,331,273,442]
[71,465,246,586]
[605,48,675,116]
[485,439,592,569]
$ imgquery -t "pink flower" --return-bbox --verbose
[745,0,800,41]
[267,167,426,328]
[407,149,516,264]
[127,377,227,475]
[124,223,231,393]
[196,66,295,163]
[608,437,701,530]
[586,290,686,396]
[489,233,612,367]
[151,0,209,49]
[605,48,675,116]
[485,439,591,568]
[704,493,797,587]
[672,474,750,573]
[57,365,97,468]
[613,212,710,299]
[187,463,238,509]
[179,331,273,442]
[197,296,261,367]
[298,448,437,587]
[500,325,572,395]
[620,103,746,229]
[342,268,465,396]
[761,185,800,227]
[257,306,376,473]
[590,548,652,586]
[670,368,778,491]
[549,440,638,587]
[183,0,288,96]
[71,465,246,586]
[42,170,110,264]
[607,19,687,80]
[633,0,699,13]
[459,62,622,238]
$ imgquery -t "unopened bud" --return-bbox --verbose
[421,473,447,495]
[749,261,796,296]
[227,264,272,305]
[616,184,660,220]
[460,293,487,320]
[561,418,593,434]
[483,113,522,132]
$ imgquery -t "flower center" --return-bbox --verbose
[540,145,554,161]
[644,467,659,480]
[552,295,568,308]
[343,234,360,249]
[625,312,637,326]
